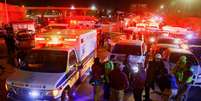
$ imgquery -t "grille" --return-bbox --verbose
[12,86,30,96]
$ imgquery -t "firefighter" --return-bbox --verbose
[172,56,193,101]
[103,56,114,101]
[145,53,166,101]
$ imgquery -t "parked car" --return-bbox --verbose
[109,40,147,69]
[188,38,201,63]
[162,48,200,75]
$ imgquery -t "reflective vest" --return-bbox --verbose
[104,61,114,83]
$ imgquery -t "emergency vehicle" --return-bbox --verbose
[12,20,36,33]
[110,40,147,69]
[6,29,97,101]
[65,16,97,29]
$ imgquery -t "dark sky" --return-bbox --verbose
[0,0,161,10]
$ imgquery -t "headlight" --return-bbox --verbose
[186,34,193,39]
[29,89,60,97]
[45,89,60,97]
[52,89,59,97]
[29,90,40,98]
[198,74,201,78]
[5,83,10,91]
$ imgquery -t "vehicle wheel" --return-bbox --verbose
[61,87,70,101]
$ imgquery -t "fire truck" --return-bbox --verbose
[6,29,97,101]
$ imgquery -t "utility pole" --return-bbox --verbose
[5,0,9,24]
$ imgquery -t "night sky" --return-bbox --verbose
[0,0,162,10]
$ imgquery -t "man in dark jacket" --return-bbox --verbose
[145,53,167,101]
[109,62,129,101]
[4,24,16,66]
[130,66,146,101]
[91,57,104,101]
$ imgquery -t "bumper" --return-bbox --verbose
[7,92,61,101]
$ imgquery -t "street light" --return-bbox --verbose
[4,0,9,24]
[70,5,75,10]
[160,5,164,9]
[91,5,96,11]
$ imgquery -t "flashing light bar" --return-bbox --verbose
[174,39,181,44]
[35,37,45,41]
[64,38,77,41]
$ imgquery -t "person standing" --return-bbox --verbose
[130,64,146,101]
[99,31,104,48]
[90,57,104,101]
[4,24,17,66]
[145,53,166,101]
[172,56,193,101]
[109,62,129,101]
[103,57,114,101]
[123,55,146,101]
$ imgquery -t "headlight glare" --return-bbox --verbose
[29,90,40,98]
[131,66,139,73]
[44,89,60,97]
[5,83,10,91]
[52,89,59,97]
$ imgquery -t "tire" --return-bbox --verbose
[61,87,70,101]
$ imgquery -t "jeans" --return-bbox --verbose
[94,85,102,101]
[110,88,124,101]
[133,88,143,101]
[104,83,110,100]
[176,83,188,101]
[145,82,154,101]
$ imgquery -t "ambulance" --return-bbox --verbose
[12,20,36,33]
[6,29,97,101]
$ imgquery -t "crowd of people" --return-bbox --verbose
[0,23,194,101]
[90,53,193,101]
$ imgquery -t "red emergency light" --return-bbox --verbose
[35,35,77,47]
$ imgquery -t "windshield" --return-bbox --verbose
[169,53,198,65]
[22,50,67,73]
[188,39,201,45]
[158,38,174,44]
[191,47,201,56]
[112,44,142,55]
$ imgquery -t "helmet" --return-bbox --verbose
[155,53,162,59]
[179,56,187,63]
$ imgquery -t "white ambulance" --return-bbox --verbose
[6,29,97,101]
